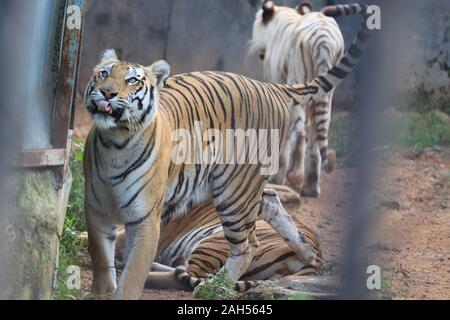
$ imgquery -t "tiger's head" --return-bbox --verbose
[84,49,170,131]
[251,1,314,61]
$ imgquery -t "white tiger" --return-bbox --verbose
[251,1,362,197]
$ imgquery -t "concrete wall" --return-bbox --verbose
[78,0,450,110]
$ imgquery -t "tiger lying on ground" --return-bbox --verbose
[112,185,321,292]
[251,1,366,197]
[83,5,370,299]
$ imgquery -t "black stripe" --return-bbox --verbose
[110,131,155,183]
[318,76,333,92]
[124,211,151,227]
[120,178,151,209]
[139,87,154,123]
[328,67,348,79]
[348,45,363,59]
[340,57,355,68]
[357,30,370,42]
[242,252,296,278]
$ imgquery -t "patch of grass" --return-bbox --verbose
[329,113,359,168]
[195,270,239,300]
[395,86,449,115]
[53,139,87,300]
[387,88,450,155]
[286,293,315,300]
[388,110,450,156]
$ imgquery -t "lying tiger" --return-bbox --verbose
[112,185,321,292]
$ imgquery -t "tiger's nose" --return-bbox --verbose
[100,88,118,100]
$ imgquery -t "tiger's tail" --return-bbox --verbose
[174,257,317,293]
[282,3,370,97]
[321,3,369,17]
[314,4,371,93]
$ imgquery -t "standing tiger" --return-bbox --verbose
[251,1,365,197]
[83,6,370,299]
[112,186,321,292]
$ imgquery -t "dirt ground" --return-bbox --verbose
[139,151,449,300]
[75,107,449,300]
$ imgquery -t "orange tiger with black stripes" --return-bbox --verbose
[83,3,370,299]
[112,185,321,292]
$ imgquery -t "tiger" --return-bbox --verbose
[83,8,370,299]
[251,1,367,197]
[112,185,321,292]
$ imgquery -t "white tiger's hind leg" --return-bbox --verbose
[302,141,321,197]
[302,93,334,197]
[270,140,292,185]
[286,130,307,194]
[259,189,316,265]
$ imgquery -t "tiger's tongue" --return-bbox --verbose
[97,100,111,112]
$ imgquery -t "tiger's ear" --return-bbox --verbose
[297,1,313,15]
[147,60,171,88]
[262,0,275,24]
[100,49,118,64]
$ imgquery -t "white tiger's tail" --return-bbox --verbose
[281,3,370,97]
[311,3,371,93]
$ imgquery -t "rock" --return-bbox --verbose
[3,170,73,299]
[240,276,339,300]
[285,276,340,294]
[379,200,401,210]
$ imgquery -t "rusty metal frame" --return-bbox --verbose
[17,0,85,178]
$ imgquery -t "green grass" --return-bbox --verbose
[329,113,359,168]
[194,270,240,300]
[395,86,449,115]
[387,110,450,156]
[329,89,450,166]
[53,139,88,300]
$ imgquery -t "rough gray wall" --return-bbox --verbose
[79,0,450,110]
[79,0,328,93]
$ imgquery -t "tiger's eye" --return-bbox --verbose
[127,77,138,85]
[100,70,108,79]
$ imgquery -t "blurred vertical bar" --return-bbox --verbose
[0,0,32,299]
[0,0,84,299]
[340,0,427,299]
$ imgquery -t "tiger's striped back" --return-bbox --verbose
[185,217,321,281]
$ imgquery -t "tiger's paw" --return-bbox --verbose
[265,183,301,204]
[300,185,320,198]
[286,172,304,195]
[323,149,336,173]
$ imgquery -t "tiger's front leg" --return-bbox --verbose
[210,171,266,282]
[114,207,162,299]
[114,154,169,300]
[85,206,117,299]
